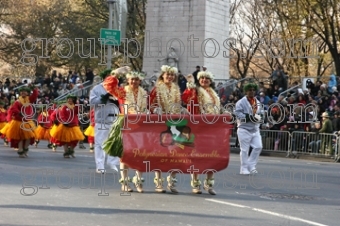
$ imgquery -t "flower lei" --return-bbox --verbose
[197,87,221,114]
[156,81,181,114]
[64,103,75,110]
[124,86,147,113]
[18,96,30,105]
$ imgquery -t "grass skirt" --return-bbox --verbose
[103,116,124,157]
[0,122,6,131]
[0,123,9,138]
[50,124,85,146]
[3,120,37,140]
[35,125,51,141]
[84,125,95,137]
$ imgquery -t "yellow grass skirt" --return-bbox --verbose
[84,125,95,137]
[50,124,85,143]
[0,122,6,131]
[3,120,37,140]
[35,125,51,140]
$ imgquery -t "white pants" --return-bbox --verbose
[237,128,263,173]
[94,124,120,170]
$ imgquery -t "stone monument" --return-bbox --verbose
[142,0,230,80]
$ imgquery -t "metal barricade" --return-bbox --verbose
[289,131,338,158]
[260,130,291,153]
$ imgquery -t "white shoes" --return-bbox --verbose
[240,168,258,175]
[96,165,118,174]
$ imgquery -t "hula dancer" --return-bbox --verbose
[2,85,39,157]
[49,102,63,152]
[182,71,225,195]
[89,68,123,174]
[84,108,95,153]
[35,107,53,148]
[50,95,85,158]
[0,101,8,145]
[102,70,147,193]
[234,83,263,175]
[1,100,15,146]
[149,65,183,193]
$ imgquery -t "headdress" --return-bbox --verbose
[161,65,178,74]
[197,71,214,82]
[126,71,145,80]
[243,83,258,92]
[66,94,77,103]
[111,66,131,78]
[99,69,112,79]
[321,112,329,118]
[18,86,31,93]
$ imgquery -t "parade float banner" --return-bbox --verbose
[120,114,233,173]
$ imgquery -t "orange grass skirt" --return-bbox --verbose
[50,124,85,143]
[84,125,95,137]
[2,120,37,140]
[0,122,6,131]
[35,125,51,140]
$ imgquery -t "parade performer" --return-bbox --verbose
[50,95,85,158]
[148,65,183,193]
[234,83,263,175]
[35,107,53,148]
[2,85,39,157]
[182,71,223,195]
[89,68,122,174]
[83,108,95,153]
[49,102,63,152]
[102,70,148,193]
[0,101,8,145]
[1,100,15,146]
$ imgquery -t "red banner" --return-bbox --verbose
[121,114,233,173]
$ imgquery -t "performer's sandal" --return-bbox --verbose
[34,140,39,147]
[153,178,166,193]
[23,148,29,157]
[47,143,53,149]
[203,178,216,195]
[119,177,133,192]
[191,179,202,194]
[167,176,178,193]
[132,175,144,193]
[52,144,57,152]
[17,150,26,158]
[89,147,94,153]
[69,148,75,158]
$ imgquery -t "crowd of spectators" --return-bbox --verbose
[1,67,340,155]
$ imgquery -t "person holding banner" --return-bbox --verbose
[182,71,221,195]
[148,65,182,193]
[50,95,85,158]
[2,85,39,157]
[234,83,263,175]
[102,70,148,193]
[89,68,124,174]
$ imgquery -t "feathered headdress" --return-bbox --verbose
[126,71,145,80]
[197,71,214,82]
[111,66,131,78]
[161,65,178,74]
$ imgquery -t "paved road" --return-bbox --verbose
[0,141,339,226]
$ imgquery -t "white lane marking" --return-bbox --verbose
[205,199,328,226]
